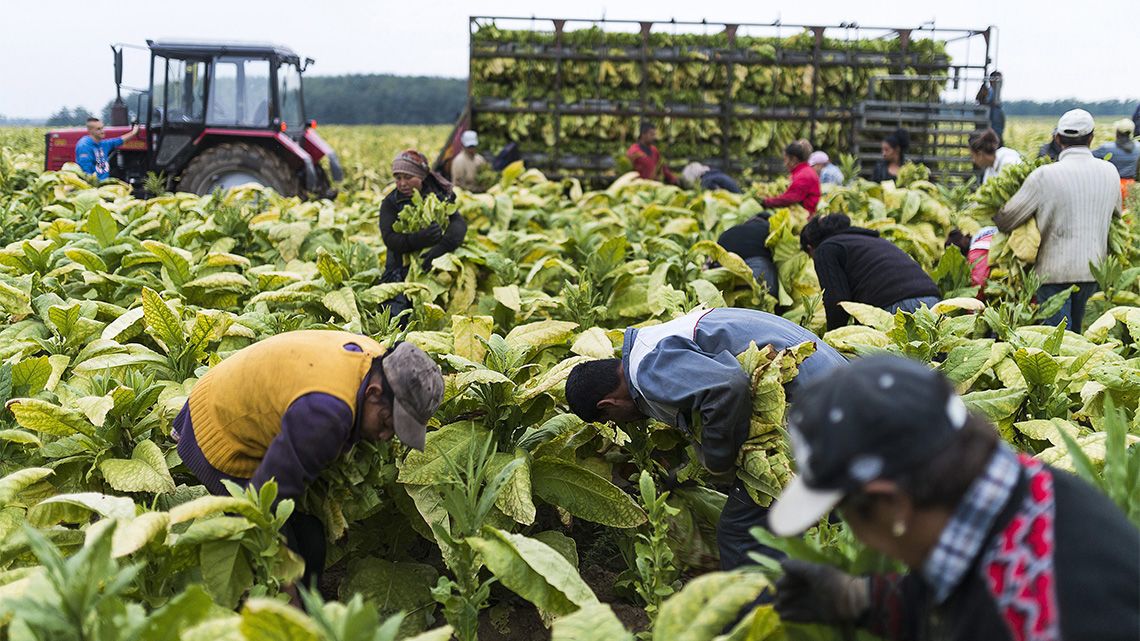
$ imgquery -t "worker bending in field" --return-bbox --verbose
[75,117,139,181]
[626,122,678,185]
[565,308,847,570]
[378,150,469,320]
[681,162,742,193]
[808,151,844,186]
[801,214,941,331]
[968,128,1021,184]
[174,330,444,587]
[761,142,820,215]
[717,214,778,294]
[770,356,1139,641]
[995,109,1121,331]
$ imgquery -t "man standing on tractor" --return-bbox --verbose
[564,307,847,570]
[75,117,139,181]
[626,122,679,185]
[173,331,444,590]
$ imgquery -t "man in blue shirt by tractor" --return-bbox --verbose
[75,117,139,180]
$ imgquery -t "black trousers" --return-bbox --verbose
[282,511,327,588]
[717,479,786,571]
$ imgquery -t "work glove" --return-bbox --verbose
[421,245,448,270]
[408,223,443,248]
[774,559,870,625]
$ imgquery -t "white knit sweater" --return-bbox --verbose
[994,147,1122,284]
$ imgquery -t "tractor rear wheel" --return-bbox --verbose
[178,142,299,196]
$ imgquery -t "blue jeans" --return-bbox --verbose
[1037,282,1098,332]
[886,295,940,315]
[744,256,779,296]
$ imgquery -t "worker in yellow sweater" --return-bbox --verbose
[173,330,444,587]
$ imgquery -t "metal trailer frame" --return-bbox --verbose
[460,16,996,184]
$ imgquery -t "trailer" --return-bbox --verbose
[440,17,996,186]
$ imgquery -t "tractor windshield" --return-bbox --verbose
[278,63,303,132]
[208,57,271,128]
[151,57,206,123]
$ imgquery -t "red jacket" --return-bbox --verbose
[763,162,821,213]
[626,143,677,184]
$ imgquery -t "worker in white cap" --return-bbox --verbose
[994,109,1122,331]
[450,129,487,192]
[807,151,844,186]
[1093,119,1138,200]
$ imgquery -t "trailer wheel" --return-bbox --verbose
[178,142,299,196]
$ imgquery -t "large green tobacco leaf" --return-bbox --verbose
[551,602,633,641]
[487,451,536,525]
[504,319,579,350]
[111,511,171,558]
[85,203,119,247]
[652,571,770,641]
[514,355,591,402]
[131,584,215,641]
[838,301,895,331]
[201,539,255,609]
[938,341,994,388]
[240,597,322,641]
[338,557,438,632]
[962,387,1027,437]
[531,459,646,528]
[1013,348,1060,387]
[6,398,95,437]
[467,527,597,616]
[27,492,137,527]
[142,287,185,350]
[0,467,53,505]
[398,421,487,485]
[99,439,176,495]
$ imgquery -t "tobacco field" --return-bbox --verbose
[0,125,1137,641]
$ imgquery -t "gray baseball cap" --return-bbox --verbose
[381,342,444,451]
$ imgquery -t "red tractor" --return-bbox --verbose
[45,40,342,198]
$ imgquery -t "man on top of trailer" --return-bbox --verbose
[75,117,139,181]
[626,122,679,185]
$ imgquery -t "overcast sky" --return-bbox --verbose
[1,0,1136,118]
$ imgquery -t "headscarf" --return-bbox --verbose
[392,150,430,179]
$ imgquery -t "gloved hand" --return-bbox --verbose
[421,245,448,270]
[408,223,443,248]
[774,559,870,624]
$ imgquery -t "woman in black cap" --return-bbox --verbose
[871,128,910,183]
[768,355,1140,641]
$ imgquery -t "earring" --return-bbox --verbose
[892,520,907,538]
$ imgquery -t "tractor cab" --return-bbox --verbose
[45,40,341,198]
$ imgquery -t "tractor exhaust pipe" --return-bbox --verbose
[109,46,129,126]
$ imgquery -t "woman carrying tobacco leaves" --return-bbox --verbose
[377,150,468,319]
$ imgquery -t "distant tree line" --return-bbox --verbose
[303,75,467,124]
[1003,99,1138,116]
[45,106,97,127]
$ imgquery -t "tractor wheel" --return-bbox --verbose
[178,142,299,196]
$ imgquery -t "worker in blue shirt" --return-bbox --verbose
[75,117,139,180]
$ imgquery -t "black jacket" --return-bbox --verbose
[862,461,1140,641]
[378,180,467,272]
[812,227,940,330]
[871,160,896,183]
[717,215,772,262]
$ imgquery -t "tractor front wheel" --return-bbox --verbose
[178,142,299,196]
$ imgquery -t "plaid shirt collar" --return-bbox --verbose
[921,444,1021,603]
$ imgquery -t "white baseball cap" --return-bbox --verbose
[808,151,830,166]
[460,130,479,147]
[1056,109,1095,137]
